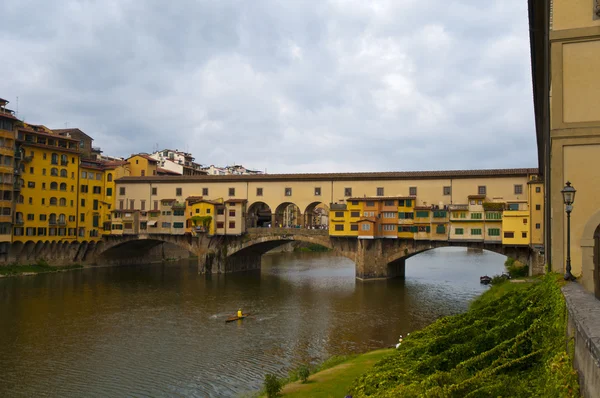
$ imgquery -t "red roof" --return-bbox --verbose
[225,199,248,203]
[128,154,158,163]
[157,167,180,175]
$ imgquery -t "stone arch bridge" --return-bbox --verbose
[94,228,539,280]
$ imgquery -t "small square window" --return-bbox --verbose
[344,187,352,197]
[376,187,384,196]
[478,186,486,195]
[152,187,157,195]
[119,187,126,195]
[229,188,235,196]
[314,187,321,196]
[285,187,292,196]
[256,188,263,196]
[443,186,451,195]
[536,223,541,229]
[202,188,208,196]
[409,187,417,196]
[522,232,527,238]
[514,185,523,195]
[536,204,541,210]
[535,187,541,193]
[176,188,182,196]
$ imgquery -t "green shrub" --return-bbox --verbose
[508,261,529,278]
[504,257,515,267]
[36,258,50,267]
[297,364,310,383]
[490,275,508,285]
[264,373,282,397]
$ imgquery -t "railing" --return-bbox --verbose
[448,204,469,211]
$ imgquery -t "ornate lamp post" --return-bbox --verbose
[561,181,576,281]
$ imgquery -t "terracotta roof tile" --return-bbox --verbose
[225,199,248,203]
[347,196,415,201]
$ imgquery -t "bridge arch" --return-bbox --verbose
[304,201,329,229]
[273,202,302,228]
[246,201,272,228]
[581,208,600,298]
[95,235,199,265]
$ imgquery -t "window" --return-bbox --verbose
[173,210,184,216]
[416,211,429,218]
[51,168,58,176]
[141,200,146,211]
[361,223,371,231]
[96,173,102,180]
[285,187,292,196]
[28,197,32,204]
[153,200,158,210]
[80,213,85,222]
[92,186,101,194]
[470,212,482,219]
[229,188,235,196]
[60,154,68,165]
[93,200,99,211]
[486,212,502,220]
[256,188,263,196]
[335,224,344,231]
[522,232,527,238]
[217,208,224,215]
[398,212,414,219]
[366,201,375,207]
[60,169,67,177]
[443,186,451,195]
[536,187,541,193]
[119,187,126,195]
[60,183,67,191]
[229,210,236,217]
[107,173,113,182]
[176,188,182,196]
[536,223,541,229]
[314,187,321,196]
[523,218,528,224]
[128,199,134,209]
[350,211,360,217]
[508,203,520,211]
[478,186,486,195]
[376,187,384,196]
[536,204,541,210]
[335,211,344,217]
[217,222,224,229]
[436,225,446,234]
[488,228,501,236]
[27,214,34,221]
[152,187,157,195]
[29,167,33,174]
[50,197,57,206]
[383,212,396,218]
[229,221,236,228]
[173,222,184,229]
[409,187,417,196]
[455,228,464,235]
[514,184,523,194]
[59,198,66,206]
[202,188,208,196]
[119,200,124,210]
[81,171,87,179]
[51,153,58,165]
[471,228,482,236]
[344,187,352,197]
[106,188,112,196]
[350,224,358,231]
[433,210,447,218]
[80,185,88,193]
[141,170,146,177]
[351,200,359,205]
[42,168,46,176]
[80,199,85,207]
[504,232,514,238]
[161,222,171,228]
[27,181,35,188]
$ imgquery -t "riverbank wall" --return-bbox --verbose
[563,282,600,398]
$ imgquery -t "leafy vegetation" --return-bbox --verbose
[0,260,83,276]
[297,365,310,384]
[505,257,529,278]
[264,373,283,397]
[294,243,331,253]
[348,275,579,397]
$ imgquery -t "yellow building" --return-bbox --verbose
[78,161,106,241]
[186,196,219,235]
[127,154,158,177]
[0,98,17,251]
[502,209,530,247]
[14,124,80,242]
[529,0,600,295]
[100,160,130,235]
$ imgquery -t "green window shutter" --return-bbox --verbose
[456,228,463,235]
[436,225,445,234]
[416,211,429,218]
[425,226,431,233]
[406,199,412,207]
[398,212,405,219]
[410,226,418,233]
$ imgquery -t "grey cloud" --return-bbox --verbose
[1,0,537,173]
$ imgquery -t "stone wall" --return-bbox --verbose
[562,282,600,398]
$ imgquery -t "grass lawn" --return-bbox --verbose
[276,349,394,397]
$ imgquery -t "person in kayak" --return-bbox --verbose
[237,308,243,318]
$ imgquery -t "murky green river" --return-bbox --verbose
[0,247,506,397]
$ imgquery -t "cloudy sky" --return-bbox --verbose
[1,0,536,173]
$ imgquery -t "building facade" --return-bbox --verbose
[529,0,600,296]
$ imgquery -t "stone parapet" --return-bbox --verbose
[562,282,600,398]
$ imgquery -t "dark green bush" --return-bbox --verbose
[297,364,310,383]
[264,373,282,397]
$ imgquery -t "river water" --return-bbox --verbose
[0,247,506,397]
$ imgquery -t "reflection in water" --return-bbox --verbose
[0,247,506,397]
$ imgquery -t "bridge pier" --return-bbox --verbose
[355,239,399,280]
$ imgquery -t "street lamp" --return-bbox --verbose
[561,181,576,281]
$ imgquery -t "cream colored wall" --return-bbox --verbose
[562,41,600,123]
[529,181,544,245]
[552,0,600,31]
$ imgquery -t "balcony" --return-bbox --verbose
[448,204,469,211]
[172,202,186,209]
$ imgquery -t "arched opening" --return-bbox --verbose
[595,225,600,299]
[246,202,272,228]
[107,173,113,182]
[50,182,58,190]
[60,169,67,177]
[274,202,301,228]
[304,202,329,230]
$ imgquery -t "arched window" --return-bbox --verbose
[50,182,58,190]
[107,173,113,182]
[51,168,58,176]
[17,195,24,204]
[58,214,66,224]
[59,183,67,191]
[50,197,57,206]
[51,153,58,165]
[60,169,67,177]
[59,198,66,206]
[15,212,23,222]
[49,213,57,224]
[20,163,25,172]
[60,154,68,165]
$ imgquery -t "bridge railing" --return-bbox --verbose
[246,227,329,236]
